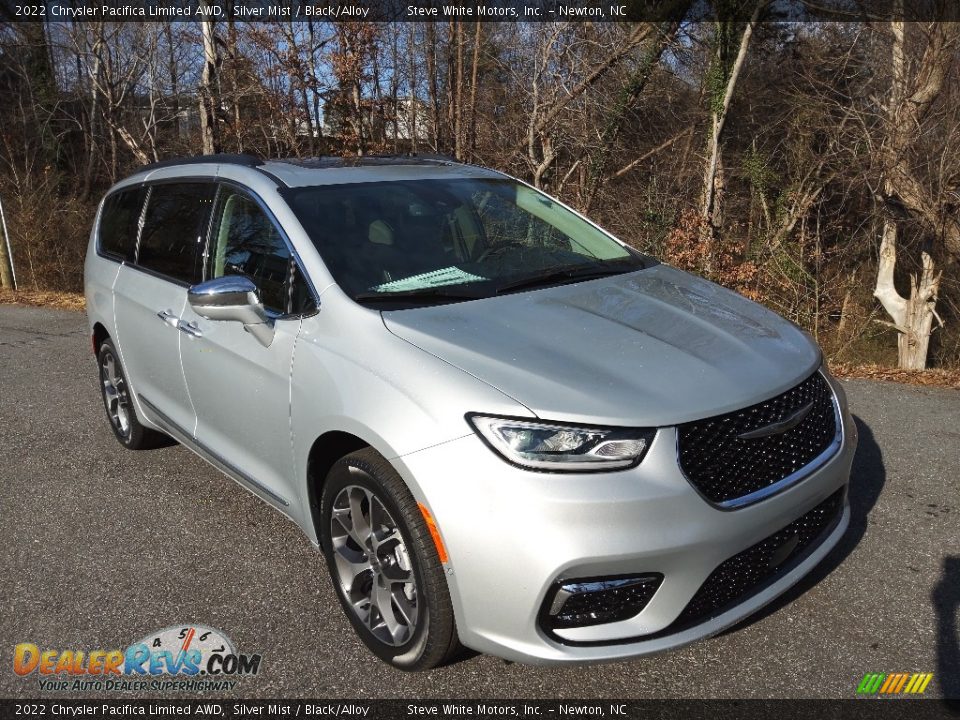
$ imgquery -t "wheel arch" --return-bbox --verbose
[306,430,371,548]
[92,322,110,354]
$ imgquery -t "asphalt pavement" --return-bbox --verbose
[0,304,957,700]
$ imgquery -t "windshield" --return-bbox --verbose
[285,178,649,305]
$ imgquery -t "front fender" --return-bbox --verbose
[289,289,532,541]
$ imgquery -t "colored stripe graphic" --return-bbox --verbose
[857,673,886,694]
[857,672,933,695]
[879,674,898,693]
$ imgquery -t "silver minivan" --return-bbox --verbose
[84,154,857,670]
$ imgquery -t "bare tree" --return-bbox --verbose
[701,1,765,232]
[198,5,220,155]
[872,14,957,369]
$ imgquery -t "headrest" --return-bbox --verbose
[368,220,394,246]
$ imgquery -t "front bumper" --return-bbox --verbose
[392,377,857,664]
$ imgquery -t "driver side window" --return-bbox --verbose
[208,187,310,315]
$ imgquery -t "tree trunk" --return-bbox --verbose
[702,2,762,226]
[227,18,244,151]
[466,22,482,161]
[82,23,103,200]
[198,8,220,155]
[307,20,323,144]
[873,221,942,370]
[407,24,419,153]
[836,269,858,340]
[872,6,951,369]
[0,195,15,289]
[164,23,180,140]
[426,23,440,151]
[453,21,464,159]
[389,26,401,152]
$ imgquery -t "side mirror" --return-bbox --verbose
[187,276,275,347]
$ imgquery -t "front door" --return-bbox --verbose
[179,184,311,510]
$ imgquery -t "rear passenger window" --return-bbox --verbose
[209,188,300,313]
[98,188,144,260]
[137,183,214,284]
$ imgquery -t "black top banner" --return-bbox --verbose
[1,0,958,23]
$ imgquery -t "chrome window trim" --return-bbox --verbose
[675,369,844,511]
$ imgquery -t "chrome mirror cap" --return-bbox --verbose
[188,275,260,308]
[187,276,275,347]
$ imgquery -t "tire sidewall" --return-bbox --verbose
[97,340,137,448]
[319,457,435,669]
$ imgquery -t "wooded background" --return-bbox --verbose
[1,5,959,369]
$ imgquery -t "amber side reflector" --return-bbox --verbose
[417,502,449,564]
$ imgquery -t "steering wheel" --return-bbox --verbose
[476,241,527,263]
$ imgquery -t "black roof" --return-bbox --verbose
[140,153,264,172]
[137,152,465,189]
[141,153,459,173]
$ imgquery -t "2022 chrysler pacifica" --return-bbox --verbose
[84,154,856,670]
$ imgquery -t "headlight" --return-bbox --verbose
[467,415,655,472]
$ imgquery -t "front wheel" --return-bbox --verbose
[319,448,460,670]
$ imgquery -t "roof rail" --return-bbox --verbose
[275,154,460,169]
[141,153,264,172]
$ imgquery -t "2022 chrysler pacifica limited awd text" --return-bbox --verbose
[85,154,857,670]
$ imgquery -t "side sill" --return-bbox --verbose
[137,394,290,508]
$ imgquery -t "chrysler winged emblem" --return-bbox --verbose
[737,401,814,440]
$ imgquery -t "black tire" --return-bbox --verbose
[97,339,169,450]
[319,447,460,671]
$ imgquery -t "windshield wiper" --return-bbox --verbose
[494,261,639,295]
[354,286,485,304]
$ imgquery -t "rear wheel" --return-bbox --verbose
[97,339,168,450]
[319,448,459,670]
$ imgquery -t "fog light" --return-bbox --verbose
[541,574,663,630]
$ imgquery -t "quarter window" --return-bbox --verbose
[98,187,144,261]
[209,188,305,314]
[137,183,214,284]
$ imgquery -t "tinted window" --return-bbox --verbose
[286,179,642,302]
[137,183,214,284]
[98,188,144,260]
[209,187,307,314]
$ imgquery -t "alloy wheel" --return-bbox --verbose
[100,349,131,438]
[329,485,419,646]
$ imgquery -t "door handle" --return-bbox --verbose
[178,321,203,338]
[157,309,179,328]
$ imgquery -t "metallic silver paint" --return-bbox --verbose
[85,159,857,665]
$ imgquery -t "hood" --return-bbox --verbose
[382,264,821,427]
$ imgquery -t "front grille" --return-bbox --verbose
[677,372,838,505]
[672,489,844,628]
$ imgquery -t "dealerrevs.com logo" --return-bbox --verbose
[13,625,262,692]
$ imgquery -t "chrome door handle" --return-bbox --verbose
[157,309,179,328]
[178,321,203,338]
